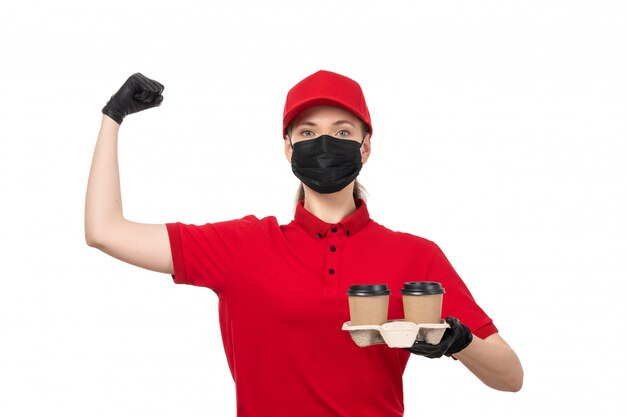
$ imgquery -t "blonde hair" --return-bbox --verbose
[293,179,369,208]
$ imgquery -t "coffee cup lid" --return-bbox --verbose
[401,281,445,295]
[346,284,391,296]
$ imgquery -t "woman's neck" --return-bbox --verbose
[302,183,358,224]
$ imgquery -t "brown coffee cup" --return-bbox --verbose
[401,281,444,324]
[346,284,391,325]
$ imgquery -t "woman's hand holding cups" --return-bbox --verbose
[403,316,473,359]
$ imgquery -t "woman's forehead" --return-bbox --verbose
[292,105,359,126]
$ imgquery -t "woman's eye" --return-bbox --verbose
[337,130,350,137]
[301,129,314,136]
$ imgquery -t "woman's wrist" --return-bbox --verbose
[101,113,121,130]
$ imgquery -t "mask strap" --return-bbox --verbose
[359,137,365,146]
[288,136,293,148]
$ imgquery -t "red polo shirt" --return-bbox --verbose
[166,198,497,417]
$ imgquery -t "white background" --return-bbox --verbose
[1,0,624,415]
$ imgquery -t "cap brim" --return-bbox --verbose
[283,97,370,137]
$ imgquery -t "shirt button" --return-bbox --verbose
[329,268,335,274]
[317,232,323,239]
[346,230,351,236]
[330,246,336,252]
[331,227,337,233]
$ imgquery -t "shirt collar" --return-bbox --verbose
[294,198,371,239]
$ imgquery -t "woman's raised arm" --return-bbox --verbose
[85,74,172,275]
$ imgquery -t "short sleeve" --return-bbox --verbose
[165,214,259,293]
[426,242,498,340]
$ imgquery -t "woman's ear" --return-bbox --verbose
[284,135,293,163]
[361,132,372,164]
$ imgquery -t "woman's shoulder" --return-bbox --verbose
[229,213,278,226]
[368,219,435,249]
[236,213,285,230]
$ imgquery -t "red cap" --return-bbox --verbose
[282,70,373,139]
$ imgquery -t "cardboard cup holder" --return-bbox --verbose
[342,319,450,348]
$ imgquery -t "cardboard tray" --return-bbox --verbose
[342,319,450,348]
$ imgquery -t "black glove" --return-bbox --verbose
[403,316,473,359]
[102,72,164,124]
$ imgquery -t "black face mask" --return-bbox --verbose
[290,135,364,194]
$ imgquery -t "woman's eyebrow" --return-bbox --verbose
[295,121,317,128]
[295,120,355,128]
[332,120,355,127]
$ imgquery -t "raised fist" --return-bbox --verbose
[101,72,164,124]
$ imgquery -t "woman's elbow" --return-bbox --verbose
[507,376,523,393]
[502,366,524,392]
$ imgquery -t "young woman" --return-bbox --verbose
[85,70,523,417]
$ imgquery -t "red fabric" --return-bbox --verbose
[282,70,373,138]
[166,199,497,417]
[427,242,498,340]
